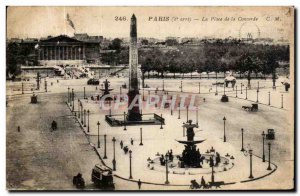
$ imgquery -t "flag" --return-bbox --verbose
[66,13,75,30]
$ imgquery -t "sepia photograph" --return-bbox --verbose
[5,6,295,191]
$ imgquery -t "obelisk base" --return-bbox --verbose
[127,91,142,121]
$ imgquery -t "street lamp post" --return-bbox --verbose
[142,88,145,101]
[241,128,245,151]
[196,107,199,126]
[83,109,86,127]
[103,134,107,159]
[183,125,185,137]
[67,87,70,104]
[281,94,283,108]
[77,99,80,118]
[249,149,254,179]
[256,89,259,103]
[81,103,83,124]
[215,81,218,95]
[178,105,181,119]
[268,92,271,105]
[139,128,143,145]
[148,90,151,104]
[165,153,169,184]
[162,80,165,91]
[223,116,226,142]
[45,80,47,92]
[236,86,238,97]
[241,83,243,94]
[84,87,86,99]
[199,82,201,94]
[160,114,163,129]
[123,112,127,131]
[87,110,90,132]
[22,83,24,94]
[223,83,226,95]
[109,101,112,117]
[245,87,248,99]
[112,137,116,171]
[267,142,272,170]
[72,89,74,111]
[262,131,266,162]
[186,106,189,123]
[97,121,100,148]
[129,150,133,179]
[180,80,183,92]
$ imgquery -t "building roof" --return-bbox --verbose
[41,35,82,43]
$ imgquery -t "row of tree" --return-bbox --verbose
[138,42,289,86]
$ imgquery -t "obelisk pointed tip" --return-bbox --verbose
[131,14,136,19]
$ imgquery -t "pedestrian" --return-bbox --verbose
[131,138,134,145]
[137,179,142,190]
[200,176,206,188]
[120,140,123,149]
[17,126,20,132]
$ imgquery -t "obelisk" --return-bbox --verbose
[127,14,142,121]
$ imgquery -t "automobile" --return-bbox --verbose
[87,78,99,85]
[91,164,115,189]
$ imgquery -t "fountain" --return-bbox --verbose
[177,120,205,168]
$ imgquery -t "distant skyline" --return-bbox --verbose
[7,7,293,41]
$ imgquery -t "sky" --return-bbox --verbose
[6,6,294,40]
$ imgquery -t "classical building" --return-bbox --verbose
[37,35,100,66]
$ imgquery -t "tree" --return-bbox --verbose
[6,42,22,78]
[109,38,123,53]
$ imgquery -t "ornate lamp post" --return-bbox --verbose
[249,149,254,179]
[123,112,127,131]
[241,128,245,151]
[165,153,169,184]
[267,142,272,170]
[262,131,266,162]
[87,110,90,132]
[97,121,100,148]
[223,116,227,142]
[129,150,133,179]
[103,134,107,159]
[139,128,143,146]
[112,137,116,171]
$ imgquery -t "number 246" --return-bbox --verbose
[115,16,127,21]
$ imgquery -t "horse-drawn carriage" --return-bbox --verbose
[91,164,115,189]
[242,103,258,112]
